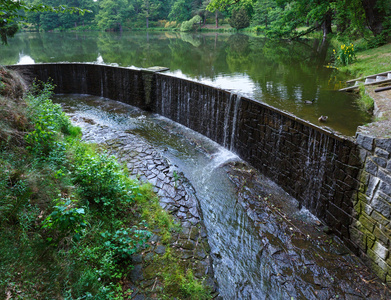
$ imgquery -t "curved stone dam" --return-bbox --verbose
[9,63,391,297]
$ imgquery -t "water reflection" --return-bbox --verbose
[0,31,371,135]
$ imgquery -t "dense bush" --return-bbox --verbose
[229,8,250,30]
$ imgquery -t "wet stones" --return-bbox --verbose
[227,161,391,299]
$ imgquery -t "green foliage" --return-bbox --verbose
[73,152,136,213]
[334,43,356,66]
[0,76,155,299]
[25,81,77,156]
[96,0,132,31]
[158,249,211,299]
[42,198,87,243]
[100,226,151,260]
[180,15,202,32]
[0,0,90,43]
[229,7,250,30]
[168,0,192,22]
[357,84,374,113]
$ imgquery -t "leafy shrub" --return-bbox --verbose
[229,8,250,30]
[42,198,87,243]
[164,20,177,28]
[74,152,136,213]
[100,226,151,261]
[25,81,79,155]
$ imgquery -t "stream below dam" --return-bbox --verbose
[54,94,390,299]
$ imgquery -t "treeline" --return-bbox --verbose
[24,0,391,43]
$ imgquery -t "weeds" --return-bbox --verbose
[357,84,374,113]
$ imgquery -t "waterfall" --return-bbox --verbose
[223,94,234,148]
[230,95,241,152]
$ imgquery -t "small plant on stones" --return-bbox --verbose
[173,170,180,189]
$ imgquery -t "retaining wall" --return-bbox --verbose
[9,63,391,284]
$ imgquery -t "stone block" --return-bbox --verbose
[365,176,380,198]
[363,203,374,216]
[375,138,391,153]
[359,148,368,162]
[350,226,366,251]
[367,248,388,281]
[359,213,376,232]
[365,158,378,176]
[373,226,390,245]
[356,134,374,151]
[372,241,389,260]
[366,232,376,249]
[371,195,391,218]
[353,201,362,216]
[378,191,391,204]
[375,147,390,159]
[372,156,387,168]
[380,181,391,197]
[348,151,362,167]
[378,170,391,186]
[370,210,390,227]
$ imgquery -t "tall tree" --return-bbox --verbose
[168,0,192,22]
[96,0,133,31]
[361,0,388,36]
[140,0,162,28]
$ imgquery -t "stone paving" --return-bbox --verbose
[69,115,218,298]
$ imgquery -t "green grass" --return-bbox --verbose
[338,42,391,77]
[357,84,375,112]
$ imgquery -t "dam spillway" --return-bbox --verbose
[9,63,391,287]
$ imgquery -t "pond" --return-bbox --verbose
[1,31,371,136]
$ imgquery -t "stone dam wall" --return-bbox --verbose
[9,63,391,285]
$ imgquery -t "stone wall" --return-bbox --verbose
[353,131,391,284]
[9,63,391,284]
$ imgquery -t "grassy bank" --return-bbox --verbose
[0,69,210,299]
[337,42,391,77]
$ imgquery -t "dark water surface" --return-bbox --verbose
[1,31,371,135]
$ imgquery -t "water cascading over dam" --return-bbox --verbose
[9,63,391,286]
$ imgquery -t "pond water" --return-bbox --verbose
[1,31,371,135]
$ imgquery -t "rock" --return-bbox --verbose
[143,264,156,280]
[189,226,199,241]
[182,240,196,250]
[129,264,144,281]
[154,245,166,255]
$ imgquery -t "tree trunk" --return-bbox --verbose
[146,17,149,29]
[322,10,332,38]
[215,10,219,28]
[362,0,384,36]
